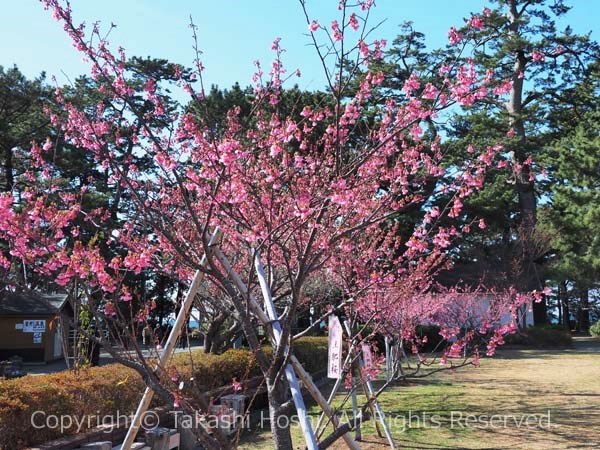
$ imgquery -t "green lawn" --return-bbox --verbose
[239,337,600,449]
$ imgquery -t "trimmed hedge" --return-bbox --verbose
[0,337,328,450]
[169,336,329,392]
[505,325,572,348]
[173,348,263,392]
[292,336,329,375]
[0,365,144,449]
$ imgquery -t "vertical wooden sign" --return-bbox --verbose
[362,343,373,376]
[327,315,343,379]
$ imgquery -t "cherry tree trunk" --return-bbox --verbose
[266,375,294,450]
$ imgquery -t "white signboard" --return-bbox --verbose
[23,319,46,333]
[327,315,343,379]
[15,323,23,330]
[33,332,43,344]
[362,343,373,380]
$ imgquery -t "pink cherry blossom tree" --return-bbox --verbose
[0,1,534,448]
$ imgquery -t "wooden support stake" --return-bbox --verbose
[351,379,361,441]
[120,228,222,450]
[343,322,396,450]
[360,377,383,438]
[290,356,361,450]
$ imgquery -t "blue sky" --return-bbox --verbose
[1,1,597,91]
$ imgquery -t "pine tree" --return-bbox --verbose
[539,62,600,330]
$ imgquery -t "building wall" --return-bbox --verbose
[477,297,534,328]
[0,315,60,362]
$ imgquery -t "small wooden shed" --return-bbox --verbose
[0,291,70,363]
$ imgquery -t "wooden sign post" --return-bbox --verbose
[385,336,392,382]
[315,319,397,449]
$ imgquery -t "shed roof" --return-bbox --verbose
[0,291,68,316]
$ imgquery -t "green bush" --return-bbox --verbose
[590,320,600,337]
[505,325,572,348]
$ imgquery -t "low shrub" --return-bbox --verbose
[174,348,263,392]
[0,365,143,450]
[173,336,329,391]
[505,325,572,348]
[590,320,600,337]
[293,336,329,375]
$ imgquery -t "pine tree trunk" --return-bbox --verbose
[557,288,562,325]
[560,280,570,329]
[507,0,545,323]
[579,287,590,332]
[203,312,227,354]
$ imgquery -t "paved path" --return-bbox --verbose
[25,344,205,375]
[571,335,600,351]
